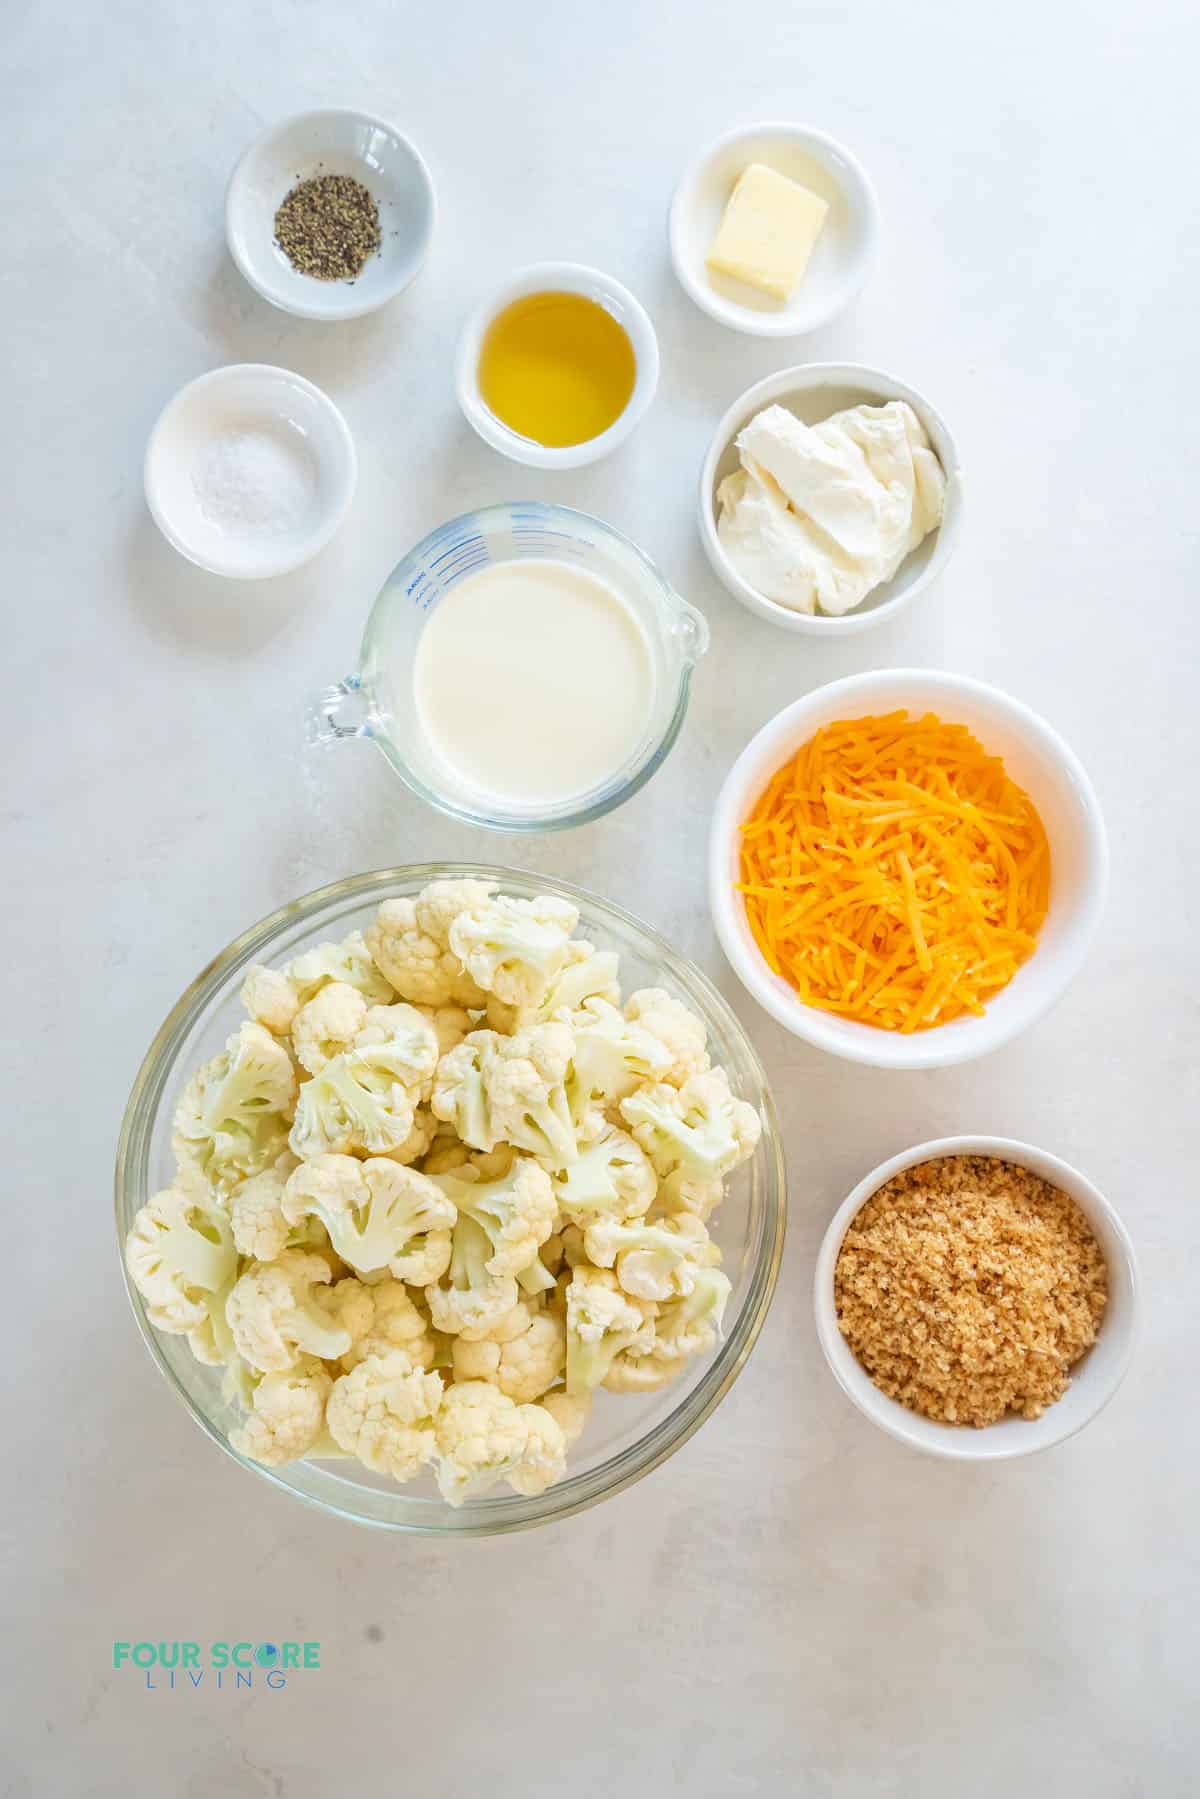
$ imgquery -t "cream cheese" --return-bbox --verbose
[716,400,946,616]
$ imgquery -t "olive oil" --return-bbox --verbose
[478,291,637,448]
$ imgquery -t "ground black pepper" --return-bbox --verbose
[274,173,381,282]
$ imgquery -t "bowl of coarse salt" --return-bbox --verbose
[144,364,357,579]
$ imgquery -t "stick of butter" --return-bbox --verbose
[706,163,829,302]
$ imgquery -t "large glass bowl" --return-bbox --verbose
[115,865,786,1535]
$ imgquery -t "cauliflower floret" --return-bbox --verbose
[431,1158,556,1279]
[507,1402,569,1497]
[433,1381,567,1505]
[654,1168,727,1221]
[447,893,579,1013]
[353,1004,441,1091]
[656,1268,732,1356]
[568,997,675,1115]
[424,1214,519,1340]
[452,1307,566,1402]
[620,1069,761,1187]
[565,1266,658,1395]
[365,897,486,1008]
[544,1123,656,1226]
[289,1006,439,1159]
[291,982,368,1075]
[124,1172,237,1335]
[432,1024,578,1164]
[413,878,497,946]
[286,931,394,1006]
[173,1022,296,1193]
[417,1004,474,1059]
[486,941,621,1033]
[314,1275,376,1361]
[326,1351,444,1481]
[239,965,301,1035]
[624,989,710,1086]
[515,1250,559,1298]
[582,1213,717,1302]
[339,1278,434,1373]
[230,1357,333,1467]
[381,1106,438,1167]
[229,1151,299,1261]
[540,1388,592,1447]
[282,1155,455,1284]
[226,1249,355,1374]
[603,1268,732,1393]
[601,1346,689,1393]
[186,1277,238,1366]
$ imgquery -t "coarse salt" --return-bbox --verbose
[194,424,318,536]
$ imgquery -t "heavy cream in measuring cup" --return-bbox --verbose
[413,558,654,808]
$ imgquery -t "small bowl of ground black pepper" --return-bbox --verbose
[226,109,435,321]
[814,1137,1138,1460]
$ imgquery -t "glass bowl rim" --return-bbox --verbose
[115,861,787,1535]
[356,502,704,834]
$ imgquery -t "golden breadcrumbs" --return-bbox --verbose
[834,1155,1107,1427]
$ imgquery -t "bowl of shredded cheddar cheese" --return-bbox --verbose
[709,670,1107,1068]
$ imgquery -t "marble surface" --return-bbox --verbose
[5,0,1198,1792]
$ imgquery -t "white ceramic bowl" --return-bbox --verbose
[454,262,660,470]
[709,669,1108,1069]
[814,1136,1139,1460]
[144,364,357,579]
[226,109,435,321]
[670,123,879,337]
[699,363,964,636]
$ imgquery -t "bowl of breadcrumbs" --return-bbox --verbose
[814,1137,1138,1459]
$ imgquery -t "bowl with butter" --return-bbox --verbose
[698,364,964,636]
[670,123,879,337]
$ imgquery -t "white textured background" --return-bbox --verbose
[4,0,1197,1792]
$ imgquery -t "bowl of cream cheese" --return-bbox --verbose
[698,364,964,635]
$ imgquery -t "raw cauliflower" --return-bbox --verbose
[291,982,368,1075]
[433,1380,566,1505]
[226,1250,355,1374]
[366,896,486,1007]
[452,1306,566,1402]
[544,1123,656,1226]
[565,1265,658,1396]
[581,1212,718,1302]
[339,1279,435,1373]
[131,879,759,1502]
[289,1006,438,1159]
[430,1158,557,1278]
[424,1214,520,1340]
[447,892,579,1012]
[326,1351,444,1480]
[230,1358,332,1467]
[621,1068,761,1186]
[229,1152,299,1261]
[125,1172,237,1335]
[624,989,710,1085]
[568,997,675,1114]
[282,1154,456,1284]
[173,1022,296,1194]
[485,940,620,1033]
[432,1023,578,1163]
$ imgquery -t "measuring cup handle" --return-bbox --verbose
[674,599,711,666]
[306,676,371,746]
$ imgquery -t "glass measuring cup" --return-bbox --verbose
[308,502,710,831]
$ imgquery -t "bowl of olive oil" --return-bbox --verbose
[455,262,659,468]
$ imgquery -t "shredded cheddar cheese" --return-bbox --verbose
[737,712,1051,1032]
